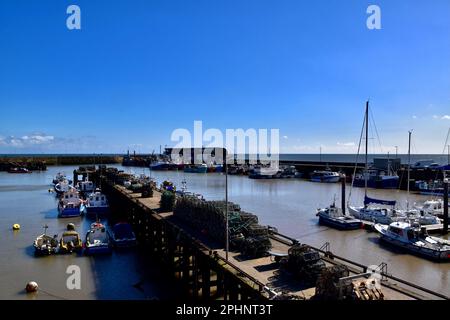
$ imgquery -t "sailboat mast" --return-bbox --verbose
[407,130,412,211]
[365,101,369,197]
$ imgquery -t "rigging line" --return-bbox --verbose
[369,107,383,154]
[348,110,366,205]
[442,127,450,155]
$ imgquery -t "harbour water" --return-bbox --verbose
[1,165,448,299]
[0,165,181,300]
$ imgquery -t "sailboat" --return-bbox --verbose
[399,131,441,225]
[348,101,407,224]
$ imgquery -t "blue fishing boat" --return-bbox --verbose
[184,164,208,173]
[58,190,83,218]
[109,222,137,248]
[84,222,112,255]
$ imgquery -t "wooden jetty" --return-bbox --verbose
[98,171,449,301]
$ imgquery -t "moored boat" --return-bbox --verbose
[84,189,109,216]
[109,222,137,248]
[54,179,73,195]
[316,203,362,230]
[77,179,95,194]
[184,163,208,173]
[58,189,83,218]
[348,196,406,224]
[85,222,112,255]
[374,221,450,261]
[33,225,59,256]
[310,170,340,183]
[59,224,83,254]
[8,167,31,173]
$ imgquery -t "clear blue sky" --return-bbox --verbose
[0,0,449,154]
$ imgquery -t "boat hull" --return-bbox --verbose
[58,208,82,218]
[353,177,399,189]
[310,176,340,183]
[84,245,112,255]
[85,206,110,216]
[378,234,450,261]
[318,215,362,230]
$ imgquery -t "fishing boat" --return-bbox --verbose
[84,222,112,255]
[415,180,445,196]
[109,222,137,248]
[353,169,399,189]
[54,179,73,195]
[33,225,59,256]
[310,170,340,183]
[58,189,83,218]
[184,163,208,173]
[316,202,362,230]
[84,189,109,216]
[8,167,31,173]
[374,221,450,261]
[53,172,71,185]
[249,166,281,179]
[59,224,83,254]
[149,161,171,171]
[77,179,95,194]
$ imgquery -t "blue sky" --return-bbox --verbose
[0,0,449,154]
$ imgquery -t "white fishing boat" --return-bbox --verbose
[85,222,112,255]
[77,179,95,194]
[54,179,73,195]
[85,189,109,216]
[310,170,340,183]
[375,221,450,261]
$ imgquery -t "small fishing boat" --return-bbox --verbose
[249,166,281,179]
[353,169,399,189]
[316,202,362,230]
[58,189,83,218]
[54,179,73,195]
[53,172,72,185]
[84,189,109,216]
[149,161,171,171]
[414,199,448,218]
[33,225,59,256]
[85,222,112,255]
[59,224,83,254]
[310,170,340,183]
[184,163,208,173]
[109,222,137,248]
[375,221,450,261]
[8,167,31,173]
[77,179,95,194]
[415,180,445,196]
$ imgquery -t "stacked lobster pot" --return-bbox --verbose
[173,196,272,257]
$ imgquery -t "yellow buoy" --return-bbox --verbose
[13,224,20,230]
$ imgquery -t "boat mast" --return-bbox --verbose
[407,130,412,211]
[365,101,369,197]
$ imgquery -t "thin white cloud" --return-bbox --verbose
[412,115,417,119]
[442,115,450,120]
[282,135,288,140]
[337,142,355,147]
[433,115,439,119]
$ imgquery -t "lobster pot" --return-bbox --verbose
[315,265,350,300]
[240,236,272,258]
[173,195,272,256]
[240,211,259,225]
